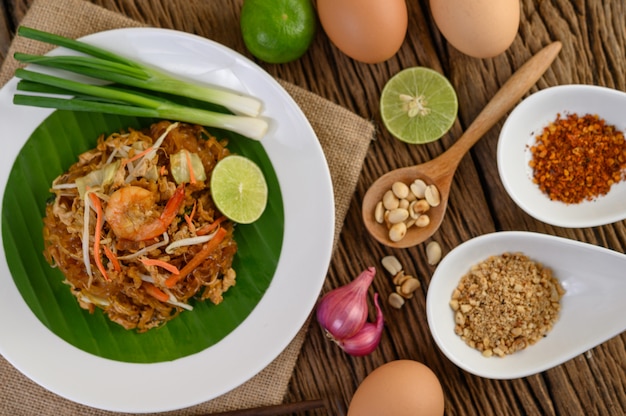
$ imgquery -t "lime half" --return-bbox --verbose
[380,67,458,144]
[210,155,268,224]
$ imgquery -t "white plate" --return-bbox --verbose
[0,28,334,413]
[497,85,626,228]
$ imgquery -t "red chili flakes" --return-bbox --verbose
[528,113,626,204]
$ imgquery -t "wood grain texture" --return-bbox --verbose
[1,1,624,415]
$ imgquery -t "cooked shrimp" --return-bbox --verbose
[105,185,185,241]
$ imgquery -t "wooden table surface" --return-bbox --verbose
[1,1,625,415]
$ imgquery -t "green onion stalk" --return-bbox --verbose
[12,26,268,140]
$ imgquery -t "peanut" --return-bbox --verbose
[374,179,440,243]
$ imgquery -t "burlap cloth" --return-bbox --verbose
[0,0,374,414]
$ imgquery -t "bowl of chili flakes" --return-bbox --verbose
[497,84,626,228]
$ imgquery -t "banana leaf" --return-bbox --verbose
[1,110,283,363]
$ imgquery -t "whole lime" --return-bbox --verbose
[240,0,316,64]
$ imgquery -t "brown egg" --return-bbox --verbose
[348,360,445,416]
[317,0,407,64]
[429,0,520,58]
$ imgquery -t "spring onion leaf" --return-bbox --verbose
[12,26,269,140]
[15,26,263,117]
[13,68,268,140]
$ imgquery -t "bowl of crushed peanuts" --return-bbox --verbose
[497,84,626,228]
[426,231,626,379]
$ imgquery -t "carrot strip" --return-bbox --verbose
[184,200,197,230]
[88,192,109,281]
[196,216,227,236]
[159,165,167,176]
[184,150,196,184]
[143,282,170,303]
[165,227,227,288]
[124,146,152,165]
[140,257,181,275]
[103,245,121,272]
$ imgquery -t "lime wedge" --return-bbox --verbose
[210,155,268,224]
[380,67,458,144]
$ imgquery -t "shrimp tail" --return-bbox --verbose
[160,184,186,226]
[105,184,187,241]
[133,185,185,241]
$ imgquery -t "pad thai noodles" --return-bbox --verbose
[43,120,238,332]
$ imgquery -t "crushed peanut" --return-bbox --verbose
[450,252,565,358]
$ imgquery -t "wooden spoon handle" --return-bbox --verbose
[439,41,562,167]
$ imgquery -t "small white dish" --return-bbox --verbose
[497,85,626,228]
[426,231,626,379]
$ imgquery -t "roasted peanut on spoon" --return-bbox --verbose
[374,178,439,242]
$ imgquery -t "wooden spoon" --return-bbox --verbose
[362,41,563,248]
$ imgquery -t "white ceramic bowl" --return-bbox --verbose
[426,231,626,379]
[497,85,626,228]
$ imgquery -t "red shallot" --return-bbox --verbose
[316,267,384,356]
[338,293,384,356]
